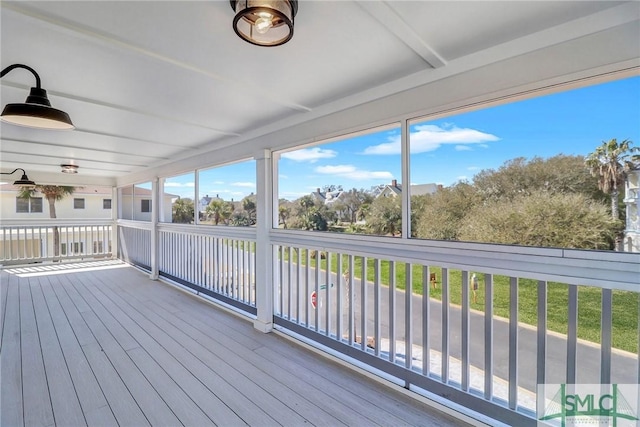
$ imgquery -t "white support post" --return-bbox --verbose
[254,149,274,332]
[150,178,159,280]
[112,187,119,260]
[401,119,411,239]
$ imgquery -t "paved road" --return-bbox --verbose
[275,262,637,399]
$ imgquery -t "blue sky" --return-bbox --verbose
[160,76,640,201]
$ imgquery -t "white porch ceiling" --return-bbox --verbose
[1,1,639,186]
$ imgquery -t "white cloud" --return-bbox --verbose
[363,124,499,155]
[467,166,480,171]
[231,182,255,188]
[282,147,337,163]
[456,175,468,182]
[455,145,473,151]
[315,164,393,181]
[164,182,194,187]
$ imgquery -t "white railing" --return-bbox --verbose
[118,220,152,270]
[114,220,640,426]
[0,219,113,265]
[270,230,640,427]
[157,224,257,311]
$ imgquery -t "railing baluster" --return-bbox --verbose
[336,253,343,338]
[326,251,332,337]
[305,248,310,327]
[566,284,578,385]
[422,265,430,376]
[279,245,284,317]
[389,261,396,363]
[361,256,367,350]
[296,247,301,324]
[442,267,449,382]
[288,246,293,319]
[600,288,612,385]
[315,250,320,332]
[375,259,381,357]
[537,280,547,390]
[509,276,519,410]
[405,262,413,374]
[461,270,469,392]
[348,255,354,345]
[485,273,494,400]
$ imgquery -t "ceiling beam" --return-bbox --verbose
[356,1,446,69]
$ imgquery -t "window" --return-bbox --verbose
[141,199,151,213]
[61,242,84,255]
[277,124,401,235]
[16,197,43,213]
[409,76,640,251]
[198,160,256,227]
[103,199,112,209]
[161,172,195,224]
[74,198,85,209]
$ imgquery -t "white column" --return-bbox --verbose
[401,119,411,239]
[112,187,119,260]
[254,149,274,332]
[150,178,159,280]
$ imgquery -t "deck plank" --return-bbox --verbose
[43,274,139,426]
[21,277,55,427]
[84,271,286,426]
[71,274,220,427]
[38,274,116,426]
[1,263,468,427]
[64,279,182,427]
[1,273,24,427]
[30,277,87,427]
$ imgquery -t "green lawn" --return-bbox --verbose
[279,248,639,353]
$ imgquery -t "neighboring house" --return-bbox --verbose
[375,179,442,198]
[311,188,345,205]
[0,184,114,260]
[624,169,640,253]
[120,186,176,222]
[198,194,223,214]
[0,184,113,220]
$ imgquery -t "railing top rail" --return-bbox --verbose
[1,219,113,227]
[270,229,640,290]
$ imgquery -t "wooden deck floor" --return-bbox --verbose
[1,260,469,427]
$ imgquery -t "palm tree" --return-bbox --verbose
[205,199,233,225]
[585,139,639,220]
[172,198,194,223]
[586,139,639,250]
[19,185,76,258]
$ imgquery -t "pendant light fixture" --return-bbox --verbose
[230,0,298,47]
[1,168,37,188]
[0,64,74,130]
[61,164,79,174]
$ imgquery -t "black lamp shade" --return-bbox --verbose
[1,87,74,130]
[231,0,297,47]
[13,173,36,188]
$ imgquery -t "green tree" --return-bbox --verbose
[172,198,194,223]
[585,139,639,220]
[19,185,76,258]
[473,155,602,201]
[340,188,373,224]
[205,199,233,225]
[242,194,256,225]
[291,195,329,231]
[365,196,401,236]
[413,182,481,240]
[278,201,292,229]
[458,191,618,249]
